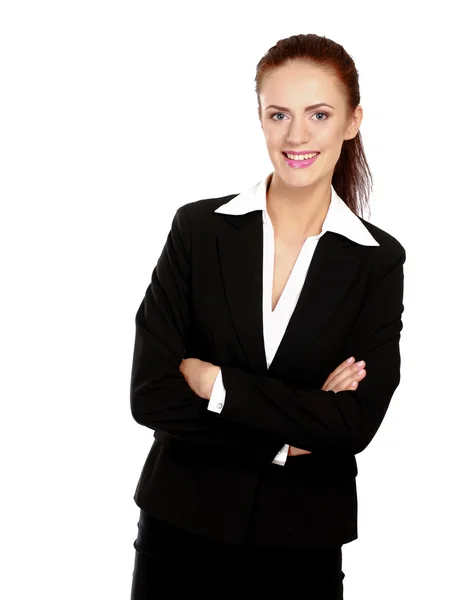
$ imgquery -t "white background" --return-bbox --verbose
[1,1,463,598]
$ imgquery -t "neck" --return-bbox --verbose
[265,172,332,241]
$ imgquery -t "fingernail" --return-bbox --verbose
[346,357,354,363]
[356,361,364,366]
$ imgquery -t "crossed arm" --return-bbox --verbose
[130,205,406,464]
[179,352,369,462]
[178,357,298,464]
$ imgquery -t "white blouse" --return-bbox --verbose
[208,173,379,465]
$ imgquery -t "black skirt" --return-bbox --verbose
[130,509,345,598]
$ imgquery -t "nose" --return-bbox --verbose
[286,116,311,146]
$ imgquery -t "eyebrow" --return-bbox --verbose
[264,103,335,112]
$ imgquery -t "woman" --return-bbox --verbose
[129,33,406,598]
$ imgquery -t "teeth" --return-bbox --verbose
[285,152,318,160]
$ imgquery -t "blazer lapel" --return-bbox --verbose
[217,211,267,373]
[217,211,360,375]
[268,231,360,373]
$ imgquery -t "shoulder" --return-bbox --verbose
[166,194,241,252]
[178,194,239,219]
[355,217,406,292]
[173,194,241,239]
[357,216,406,264]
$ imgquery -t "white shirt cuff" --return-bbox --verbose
[207,369,288,466]
[207,368,225,413]
[272,443,289,466]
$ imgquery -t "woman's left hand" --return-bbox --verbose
[179,358,221,400]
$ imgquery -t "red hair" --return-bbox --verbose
[255,33,373,219]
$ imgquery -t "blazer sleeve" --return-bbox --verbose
[216,248,406,457]
[129,205,284,465]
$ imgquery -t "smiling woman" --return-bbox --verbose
[129,32,405,598]
[255,42,371,235]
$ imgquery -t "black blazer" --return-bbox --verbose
[130,191,406,549]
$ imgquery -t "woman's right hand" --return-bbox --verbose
[321,356,366,393]
[288,357,367,456]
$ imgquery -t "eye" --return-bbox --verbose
[270,111,329,121]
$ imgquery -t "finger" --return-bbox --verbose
[332,368,366,393]
[325,360,365,390]
[329,357,356,381]
[323,358,359,389]
[324,363,364,392]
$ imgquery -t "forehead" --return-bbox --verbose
[260,61,342,105]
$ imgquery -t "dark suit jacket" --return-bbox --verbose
[130,192,406,549]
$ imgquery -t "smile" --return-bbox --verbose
[282,152,319,169]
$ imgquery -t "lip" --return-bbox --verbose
[282,150,320,156]
[283,152,319,169]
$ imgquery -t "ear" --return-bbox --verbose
[345,105,363,141]
[258,106,263,129]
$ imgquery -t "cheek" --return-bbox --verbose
[264,130,280,146]
[322,126,345,144]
